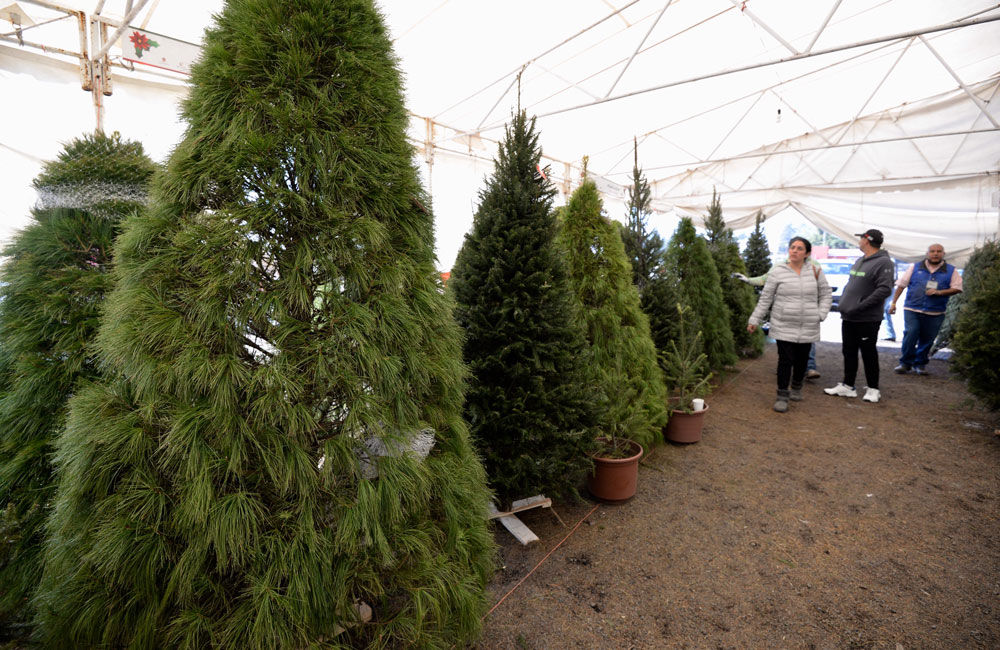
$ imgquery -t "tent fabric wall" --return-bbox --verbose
[666,175,999,266]
[657,76,1000,265]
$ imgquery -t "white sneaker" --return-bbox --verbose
[824,383,857,398]
[862,387,881,403]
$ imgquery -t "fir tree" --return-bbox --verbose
[703,191,764,358]
[450,111,598,506]
[742,210,772,278]
[620,140,664,291]
[664,217,738,370]
[935,240,1000,350]
[0,133,155,638]
[642,271,684,372]
[558,179,667,450]
[36,1,494,648]
[950,240,1000,409]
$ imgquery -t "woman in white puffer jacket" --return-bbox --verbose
[747,237,833,412]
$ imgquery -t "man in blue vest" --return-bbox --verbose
[889,243,963,375]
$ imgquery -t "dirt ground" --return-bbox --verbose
[474,341,1000,650]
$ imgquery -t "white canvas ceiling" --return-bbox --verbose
[2,0,998,266]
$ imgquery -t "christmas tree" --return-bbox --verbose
[951,240,1000,409]
[450,111,598,506]
[664,217,737,370]
[0,132,155,638]
[742,210,772,278]
[703,191,764,358]
[559,178,667,450]
[641,271,684,372]
[35,1,494,647]
[620,140,665,291]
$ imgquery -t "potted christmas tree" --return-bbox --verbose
[663,303,713,443]
[558,175,667,502]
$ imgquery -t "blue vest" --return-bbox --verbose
[903,261,955,313]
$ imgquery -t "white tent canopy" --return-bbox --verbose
[2,0,998,267]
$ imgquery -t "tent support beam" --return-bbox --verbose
[944,80,1000,174]
[604,0,673,99]
[534,61,601,101]
[918,35,1000,129]
[518,13,1000,126]
[90,0,149,62]
[727,0,799,55]
[436,0,642,120]
[640,127,1000,173]
[805,0,843,53]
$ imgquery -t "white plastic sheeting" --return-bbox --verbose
[1,0,998,268]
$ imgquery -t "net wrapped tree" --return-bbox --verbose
[450,111,598,507]
[35,1,494,648]
[0,132,155,638]
[559,178,667,450]
[703,191,764,358]
[664,217,737,371]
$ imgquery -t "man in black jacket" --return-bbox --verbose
[824,229,895,403]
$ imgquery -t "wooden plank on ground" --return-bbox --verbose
[488,502,540,545]
[488,495,551,520]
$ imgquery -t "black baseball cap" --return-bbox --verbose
[854,229,884,247]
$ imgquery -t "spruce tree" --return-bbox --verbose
[703,191,764,358]
[35,1,494,648]
[620,140,665,291]
[558,179,667,450]
[950,240,1000,409]
[664,217,738,370]
[0,133,155,638]
[935,239,1000,350]
[642,271,684,372]
[742,210,772,278]
[450,111,598,506]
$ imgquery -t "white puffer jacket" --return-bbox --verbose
[748,262,832,343]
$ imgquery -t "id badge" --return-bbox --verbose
[925,280,939,290]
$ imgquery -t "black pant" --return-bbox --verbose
[841,320,881,389]
[776,340,812,390]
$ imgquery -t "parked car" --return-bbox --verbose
[819,259,854,311]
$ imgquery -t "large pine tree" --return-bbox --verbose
[35,1,494,647]
[742,210,772,278]
[665,217,737,370]
[703,191,764,358]
[450,111,598,506]
[0,133,155,638]
[559,179,667,450]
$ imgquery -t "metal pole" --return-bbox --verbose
[90,0,150,62]
[523,13,1000,125]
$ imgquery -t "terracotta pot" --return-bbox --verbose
[665,404,709,443]
[587,437,643,503]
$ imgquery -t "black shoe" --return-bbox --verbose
[882,336,896,341]
[894,364,911,374]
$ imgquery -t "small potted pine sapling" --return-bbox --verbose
[663,303,713,443]
[586,357,647,502]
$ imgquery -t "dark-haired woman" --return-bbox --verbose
[747,237,832,412]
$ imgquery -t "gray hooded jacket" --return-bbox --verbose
[837,249,894,322]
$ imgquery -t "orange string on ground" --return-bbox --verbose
[483,502,601,621]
